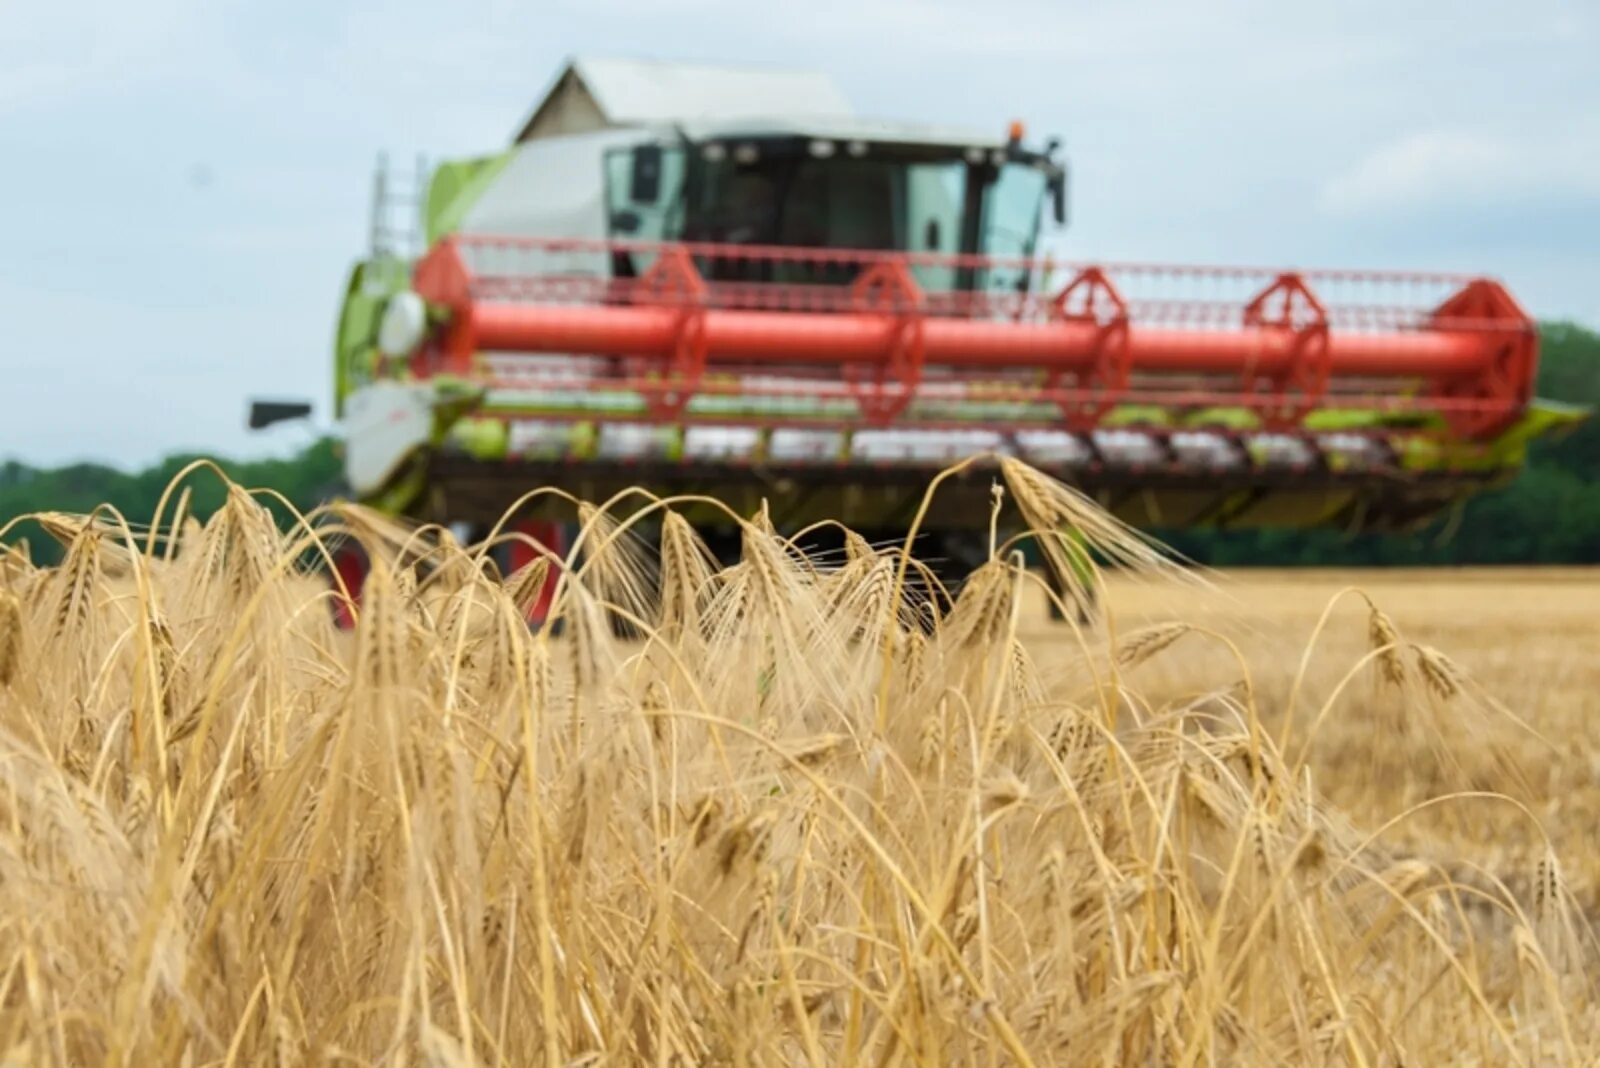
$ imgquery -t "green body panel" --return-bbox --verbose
[450,417,511,461]
[331,152,513,417]
[367,462,430,516]
[424,152,515,245]
[332,257,411,417]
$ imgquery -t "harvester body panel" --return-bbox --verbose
[333,61,1573,535]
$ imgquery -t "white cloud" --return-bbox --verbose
[1320,127,1600,214]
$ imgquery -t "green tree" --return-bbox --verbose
[1,439,343,565]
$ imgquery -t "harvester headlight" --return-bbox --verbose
[377,290,427,358]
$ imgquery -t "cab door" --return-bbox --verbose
[976,162,1049,301]
[603,144,687,276]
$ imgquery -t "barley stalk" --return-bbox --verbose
[0,458,1581,1065]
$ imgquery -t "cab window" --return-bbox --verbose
[604,145,687,274]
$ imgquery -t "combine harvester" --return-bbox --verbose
[297,58,1578,615]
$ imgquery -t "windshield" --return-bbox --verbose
[977,163,1048,294]
[642,141,1049,290]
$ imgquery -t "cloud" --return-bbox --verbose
[1319,127,1600,215]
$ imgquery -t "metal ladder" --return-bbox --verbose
[368,152,430,261]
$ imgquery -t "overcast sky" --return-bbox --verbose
[2,0,1596,468]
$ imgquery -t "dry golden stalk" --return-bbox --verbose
[951,902,980,950]
[0,540,30,589]
[917,707,945,774]
[1116,622,1192,668]
[842,530,876,564]
[1292,827,1328,874]
[0,589,20,686]
[503,556,551,617]
[715,809,776,877]
[353,559,410,689]
[393,564,418,604]
[899,625,927,679]
[1042,846,1067,911]
[1413,644,1463,701]
[1180,764,1230,827]
[46,527,102,640]
[1048,713,1090,760]
[1366,603,1407,688]
[1382,859,1433,899]
[564,766,590,867]
[783,733,848,767]
[945,559,1015,647]
[983,771,1029,813]
[659,511,715,637]
[689,795,723,848]
[575,500,656,630]
[121,774,152,837]
[1532,847,1576,973]
[999,455,1182,609]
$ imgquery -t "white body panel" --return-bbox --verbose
[344,382,435,496]
[377,290,427,357]
[459,129,642,266]
[561,58,854,129]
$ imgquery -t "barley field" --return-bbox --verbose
[1087,568,1600,917]
[0,459,1594,1065]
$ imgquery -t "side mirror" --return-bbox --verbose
[248,400,313,430]
[630,144,663,204]
[1050,166,1068,227]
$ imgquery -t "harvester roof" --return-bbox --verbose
[513,56,857,143]
[674,115,1009,151]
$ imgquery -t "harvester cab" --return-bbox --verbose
[599,121,1063,282]
[323,57,1581,595]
